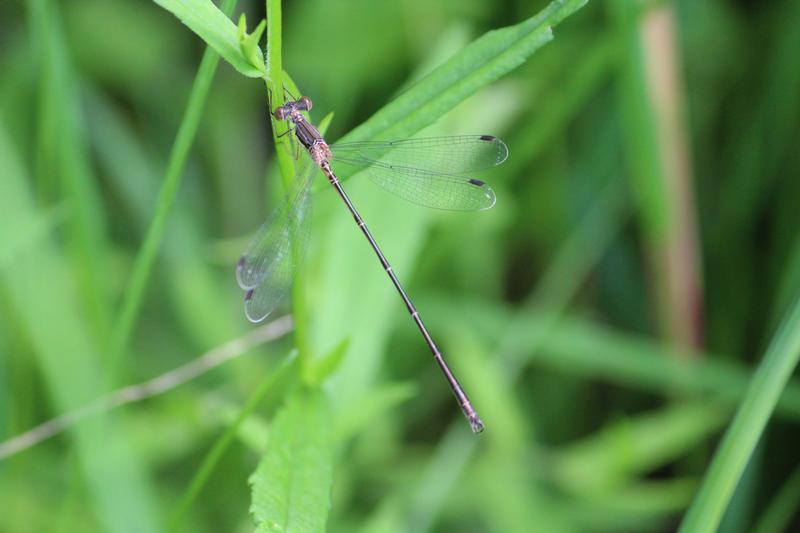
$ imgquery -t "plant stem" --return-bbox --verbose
[264,0,312,363]
[609,0,703,353]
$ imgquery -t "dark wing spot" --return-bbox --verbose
[245,289,254,301]
[468,178,485,187]
[479,135,496,141]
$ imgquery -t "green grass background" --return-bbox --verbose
[1,0,800,531]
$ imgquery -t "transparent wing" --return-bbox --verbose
[334,158,496,211]
[330,135,508,175]
[236,160,317,323]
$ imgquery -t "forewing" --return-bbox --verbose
[330,135,508,175]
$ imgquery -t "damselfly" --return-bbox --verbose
[236,96,508,433]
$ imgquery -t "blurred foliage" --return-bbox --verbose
[1,0,800,532]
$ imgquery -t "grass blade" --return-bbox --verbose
[109,0,239,373]
[678,291,800,532]
[152,0,264,78]
[0,122,160,533]
[28,0,111,342]
[341,0,589,145]
[608,0,702,348]
[752,463,800,533]
[553,401,729,495]
[168,351,298,532]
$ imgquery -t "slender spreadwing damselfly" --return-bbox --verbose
[236,96,508,433]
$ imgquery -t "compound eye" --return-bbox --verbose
[299,96,312,111]
[273,107,286,120]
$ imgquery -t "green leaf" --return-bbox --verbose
[342,0,589,145]
[0,121,160,533]
[679,291,800,533]
[110,0,240,374]
[335,382,417,442]
[250,389,333,533]
[168,351,299,532]
[752,464,800,533]
[553,402,729,495]
[303,338,350,386]
[29,0,111,342]
[152,0,264,78]
[0,203,66,269]
[572,478,697,531]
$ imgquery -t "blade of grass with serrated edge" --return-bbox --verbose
[152,0,264,78]
[679,291,800,533]
[340,0,589,146]
[249,388,333,533]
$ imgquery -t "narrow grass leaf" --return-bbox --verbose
[312,3,587,437]
[110,0,238,373]
[423,295,800,421]
[87,89,246,348]
[0,204,66,269]
[0,124,160,533]
[152,0,264,77]
[303,338,349,387]
[407,421,480,533]
[528,313,800,420]
[609,0,701,348]
[168,351,298,532]
[679,292,800,533]
[342,0,589,145]
[503,35,617,177]
[334,382,417,442]
[752,464,800,533]
[571,478,696,532]
[249,388,334,533]
[28,0,111,340]
[553,401,729,495]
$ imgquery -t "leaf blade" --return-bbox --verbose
[250,389,333,532]
[341,0,589,145]
[153,0,264,78]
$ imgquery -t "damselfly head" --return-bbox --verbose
[273,97,313,121]
[297,96,313,111]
